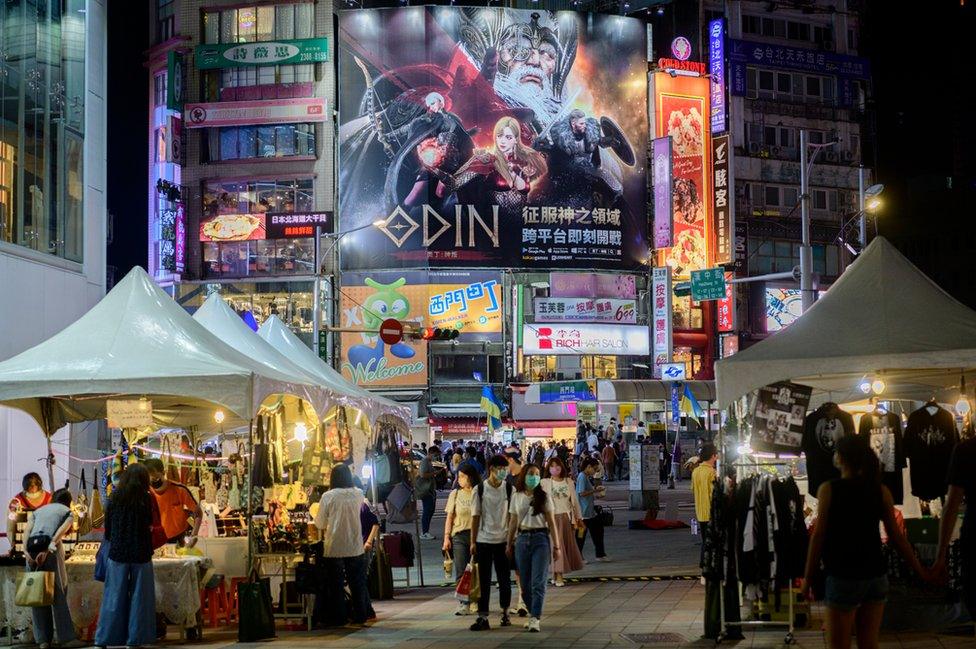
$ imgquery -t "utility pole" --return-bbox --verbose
[799,130,815,313]
[858,165,867,250]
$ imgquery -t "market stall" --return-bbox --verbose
[710,237,976,640]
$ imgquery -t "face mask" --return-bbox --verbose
[495,469,509,481]
[525,475,541,489]
[549,466,562,477]
[151,479,164,489]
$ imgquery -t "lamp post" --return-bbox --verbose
[799,131,838,313]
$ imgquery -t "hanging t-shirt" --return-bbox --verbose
[947,438,976,537]
[857,412,906,504]
[801,405,855,496]
[904,405,959,501]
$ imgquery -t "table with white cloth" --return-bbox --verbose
[195,537,248,580]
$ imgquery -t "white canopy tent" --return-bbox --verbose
[257,315,411,426]
[715,237,976,408]
[0,267,326,434]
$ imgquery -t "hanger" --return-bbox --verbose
[925,397,939,415]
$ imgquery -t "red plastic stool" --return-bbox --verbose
[228,577,249,622]
[199,577,230,627]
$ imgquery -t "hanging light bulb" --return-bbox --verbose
[293,422,308,443]
[871,378,886,395]
[214,410,226,424]
[858,379,872,394]
[955,374,970,416]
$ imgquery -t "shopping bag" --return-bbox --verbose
[237,575,276,642]
[94,541,110,582]
[468,562,480,602]
[89,469,104,528]
[15,571,55,607]
[455,562,474,601]
[368,547,395,601]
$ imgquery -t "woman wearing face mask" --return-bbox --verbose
[6,473,51,556]
[444,464,481,615]
[506,465,560,632]
[541,457,585,586]
[469,455,514,630]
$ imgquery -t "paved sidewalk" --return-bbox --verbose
[164,579,974,648]
[387,480,703,586]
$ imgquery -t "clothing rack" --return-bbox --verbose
[717,457,799,646]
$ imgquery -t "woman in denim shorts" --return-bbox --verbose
[801,436,926,649]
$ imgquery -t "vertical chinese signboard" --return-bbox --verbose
[166,51,185,112]
[712,133,732,265]
[651,266,673,375]
[652,136,673,249]
[717,271,734,332]
[708,18,726,135]
[650,73,711,277]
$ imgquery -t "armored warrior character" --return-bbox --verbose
[532,109,634,208]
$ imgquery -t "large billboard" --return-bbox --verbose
[339,270,504,387]
[650,73,710,277]
[337,7,648,270]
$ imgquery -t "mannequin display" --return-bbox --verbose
[801,402,855,496]
[904,400,959,501]
[857,405,906,504]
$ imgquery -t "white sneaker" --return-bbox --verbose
[527,617,541,632]
[420,532,435,540]
[554,579,565,587]
[455,603,472,616]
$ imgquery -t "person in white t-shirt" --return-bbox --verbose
[506,465,560,633]
[313,464,370,625]
[541,457,585,586]
[469,455,515,631]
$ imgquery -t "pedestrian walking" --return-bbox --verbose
[417,445,443,540]
[444,464,480,615]
[691,443,717,569]
[801,436,926,649]
[95,464,157,649]
[541,457,585,586]
[469,455,514,630]
[23,489,80,649]
[934,432,976,618]
[601,443,617,482]
[671,441,683,484]
[313,464,371,626]
[576,458,610,562]
[506,464,560,632]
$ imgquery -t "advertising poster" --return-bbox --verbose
[199,213,266,242]
[751,381,813,452]
[340,271,429,387]
[534,297,637,324]
[707,18,726,134]
[550,272,636,299]
[651,73,711,277]
[717,271,735,332]
[652,136,673,248]
[522,323,649,356]
[427,271,503,340]
[712,134,732,265]
[651,266,672,373]
[337,7,649,270]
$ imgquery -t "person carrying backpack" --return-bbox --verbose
[469,455,515,630]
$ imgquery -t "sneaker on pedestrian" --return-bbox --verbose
[420,532,435,540]
[469,616,490,631]
[60,641,86,649]
[554,578,565,587]
[455,603,472,616]
[517,603,528,617]
[500,613,511,627]
[527,617,541,632]
[597,556,612,562]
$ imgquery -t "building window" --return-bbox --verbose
[203,178,314,217]
[750,239,799,275]
[153,71,167,108]
[157,0,176,43]
[203,123,315,162]
[746,66,836,105]
[202,238,316,278]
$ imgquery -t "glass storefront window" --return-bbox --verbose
[0,1,86,261]
[672,295,704,330]
[202,238,315,279]
[202,124,315,163]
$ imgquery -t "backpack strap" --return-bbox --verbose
[506,482,513,502]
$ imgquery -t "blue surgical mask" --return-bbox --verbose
[525,474,541,489]
[495,469,508,481]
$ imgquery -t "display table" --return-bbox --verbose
[196,537,248,580]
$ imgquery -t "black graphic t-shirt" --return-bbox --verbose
[857,412,906,504]
[801,405,855,496]
[947,438,976,536]
[904,406,959,501]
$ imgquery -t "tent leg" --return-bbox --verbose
[246,418,254,577]
[46,434,55,490]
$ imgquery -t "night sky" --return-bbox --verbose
[105,1,973,301]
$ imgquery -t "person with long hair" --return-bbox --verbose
[313,464,371,626]
[444,463,481,615]
[506,465,559,632]
[6,472,51,556]
[541,456,584,586]
[95,463,156,649]
[801,435,926,649]
[447,116,547,219]
[576,458,610,563]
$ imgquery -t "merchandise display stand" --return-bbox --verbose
[716,456,799,646]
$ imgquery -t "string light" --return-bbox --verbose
[214,410,226,424]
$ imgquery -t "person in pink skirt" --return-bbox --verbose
[541,457,585,586]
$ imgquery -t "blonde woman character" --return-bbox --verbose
[444,116,547,218]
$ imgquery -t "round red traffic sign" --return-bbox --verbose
[379,318,404,345]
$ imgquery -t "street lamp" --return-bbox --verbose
[858,171,885,249]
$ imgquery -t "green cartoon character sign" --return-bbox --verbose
[347,277,416,370]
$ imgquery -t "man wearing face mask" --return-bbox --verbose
[469,455,515,631]
[143,458,202,547]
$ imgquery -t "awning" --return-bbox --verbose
[508,419,577,428]
[595,380,716,404]
[428,404,486,419]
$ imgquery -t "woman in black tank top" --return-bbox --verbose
[801,435,926,649]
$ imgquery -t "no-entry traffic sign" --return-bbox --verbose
[379,318,403,345]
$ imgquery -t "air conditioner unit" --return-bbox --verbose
[748,142,762,154]
[824,151,839,162]
[841,150,855,162]
[770,146,782,156]
[821,40,835,52]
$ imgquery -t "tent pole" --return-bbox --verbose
[246,417,254,578]
[46,434,55,490]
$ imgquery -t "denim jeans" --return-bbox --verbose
[421,493,436,534]
[316,554,370,626]
[475,542,511,616]
[26,550,75,645]
[451,530,472,595]
[514,530,551,619]
[94,558,155,647]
